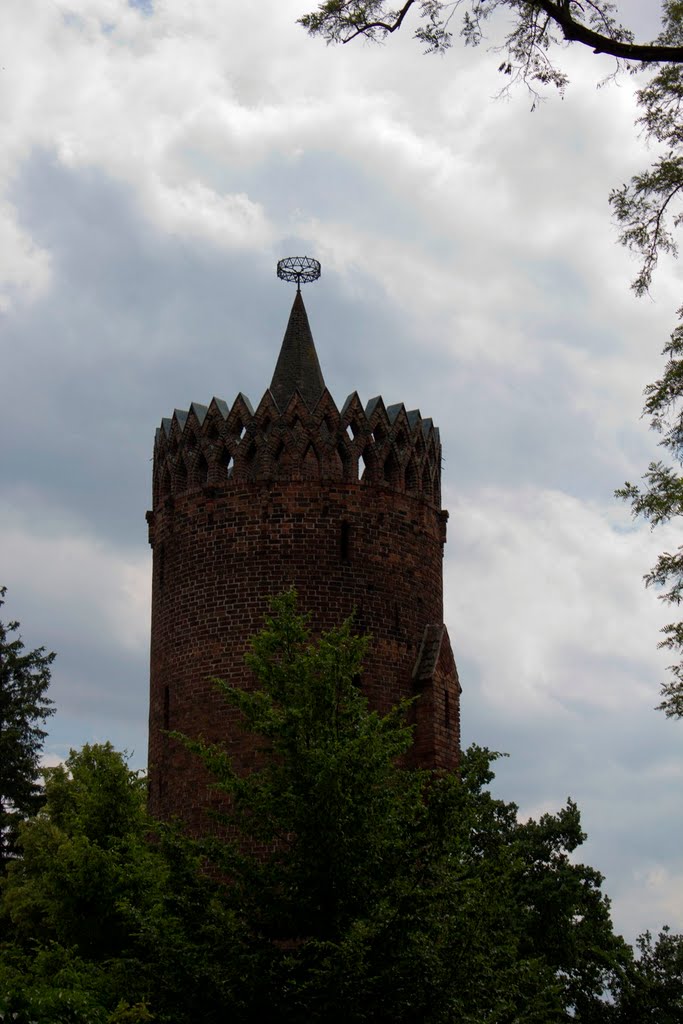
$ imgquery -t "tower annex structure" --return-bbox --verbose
[147,258,461,832]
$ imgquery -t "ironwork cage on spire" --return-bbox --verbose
[277,256,321,291]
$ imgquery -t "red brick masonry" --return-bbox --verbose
[147,386,461,832]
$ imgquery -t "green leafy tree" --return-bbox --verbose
[611,6,683,718]
[610,927,683,1022]
[611,6,683,719]
[3,743,151,957]
[0,742,250,1024]
[0,743,155,1022]
[616,321,683,718]
[0,598,649,1021]
[182,591,627,1022]
[0,586,55,867]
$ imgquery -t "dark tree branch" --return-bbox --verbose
[340,0,416,42]
[533,0,683,62]
[326,0,683,62]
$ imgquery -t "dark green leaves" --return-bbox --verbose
[0,587,55,868]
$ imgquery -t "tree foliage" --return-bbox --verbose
[610,927,683,1021]
[1,595,679,1020]
[0,742,240,1024]
[181,591,627,1022]
[0,587,55,868]
[616,316,683,717]
[610,8,683,719]
[300,2,682,96]
[610,3,683,297]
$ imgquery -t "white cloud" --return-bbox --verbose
[0,493,149,656]
[620,864,683,938]
[446,485,676,715]
[146,178,273,247]
[0,201,52,310]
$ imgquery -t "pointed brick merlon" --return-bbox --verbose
[152,387,443,510]
[270,290,325,412]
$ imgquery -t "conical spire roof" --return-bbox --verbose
[270,290,325,411]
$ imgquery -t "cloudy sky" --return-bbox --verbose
[2,0,680,943]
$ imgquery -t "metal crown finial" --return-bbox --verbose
[277,256,321,292]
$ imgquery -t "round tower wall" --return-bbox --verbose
[147,386,458,832]
[148,480,447,828]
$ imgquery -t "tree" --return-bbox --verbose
[0,587,55,867]
[616,322,683,718]
[0,742,154,1022]
[300,1,683,717]
[612,8,683,718]
[180,591,628,1022]
[3,596,674,1021]
[610,927,683,1022]
[0,742,242,1024]
[299,2,681,87]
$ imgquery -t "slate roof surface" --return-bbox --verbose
[270,290,326,411]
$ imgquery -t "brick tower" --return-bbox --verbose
[146,260,461,831]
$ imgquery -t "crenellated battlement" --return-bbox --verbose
[152,386,442,508]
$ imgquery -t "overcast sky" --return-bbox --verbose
[2,0,680,944]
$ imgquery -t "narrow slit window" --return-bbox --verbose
[163,685,170,730]
[444,689,450,730]
[340,521,351,563]
[158,543,165,590]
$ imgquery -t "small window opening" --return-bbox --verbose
[163,685,170,730]
[405,461,418,493]
[333,445,345,479]
[384,451,398,485]
[245,443,258,479]
[157,543,165,590]
[176,460,188,492]
[340,521,351,563]
[221,450,234,478]
[422,463,432,499]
